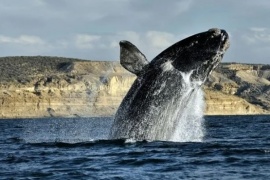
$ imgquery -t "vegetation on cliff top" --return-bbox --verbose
[0,56,83,83]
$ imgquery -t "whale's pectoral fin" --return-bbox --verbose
[119,40,149,75]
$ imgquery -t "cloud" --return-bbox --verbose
[226,27,270,63]
[129,0,193,17]
[0,35,45,45]
[0,0,195,39]
[245,0,270,7]
[146,31,175,49]
[70,31,183,60]
[75,34,101,49]
[242,28,270,44]
[250,27,266,32]
[1,0,270,64]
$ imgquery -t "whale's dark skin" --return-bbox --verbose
[109,28,230,141]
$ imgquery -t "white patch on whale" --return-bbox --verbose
[161,60,174,72]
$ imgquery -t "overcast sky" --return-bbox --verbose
[0,0,270,64]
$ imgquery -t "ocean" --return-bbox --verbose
[1,115,270,179]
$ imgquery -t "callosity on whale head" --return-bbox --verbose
[109,28,230,141]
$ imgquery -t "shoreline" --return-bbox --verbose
[1,56,269,118]
[1,114,270,120]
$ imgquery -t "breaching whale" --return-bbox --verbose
[109,28,230,141]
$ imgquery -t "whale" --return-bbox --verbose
[109,28,230,141]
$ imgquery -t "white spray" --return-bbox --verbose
[149,67,206,142]
[170,72,205,142]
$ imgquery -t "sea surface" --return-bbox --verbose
[1,115,270,179]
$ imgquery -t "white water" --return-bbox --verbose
[151,70,205,142]
[170,72,205,142]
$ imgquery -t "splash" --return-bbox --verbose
[109,63,206,142]
[170,72,205,142]
[151,70,205,142]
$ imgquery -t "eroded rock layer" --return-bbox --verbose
[0,57,269,118]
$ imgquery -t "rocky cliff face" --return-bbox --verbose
[0,56,269,118]
[205,63,270,114]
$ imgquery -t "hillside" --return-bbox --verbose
[0,56,269,118]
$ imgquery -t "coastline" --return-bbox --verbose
[0,56,269,119]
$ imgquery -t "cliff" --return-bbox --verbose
[0,56,269,118]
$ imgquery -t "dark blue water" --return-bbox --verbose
[1,116,270,179]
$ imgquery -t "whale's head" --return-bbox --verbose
[119,28,229,82]
[152,28,230,81]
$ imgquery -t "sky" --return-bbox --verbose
[0,0,270,64]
